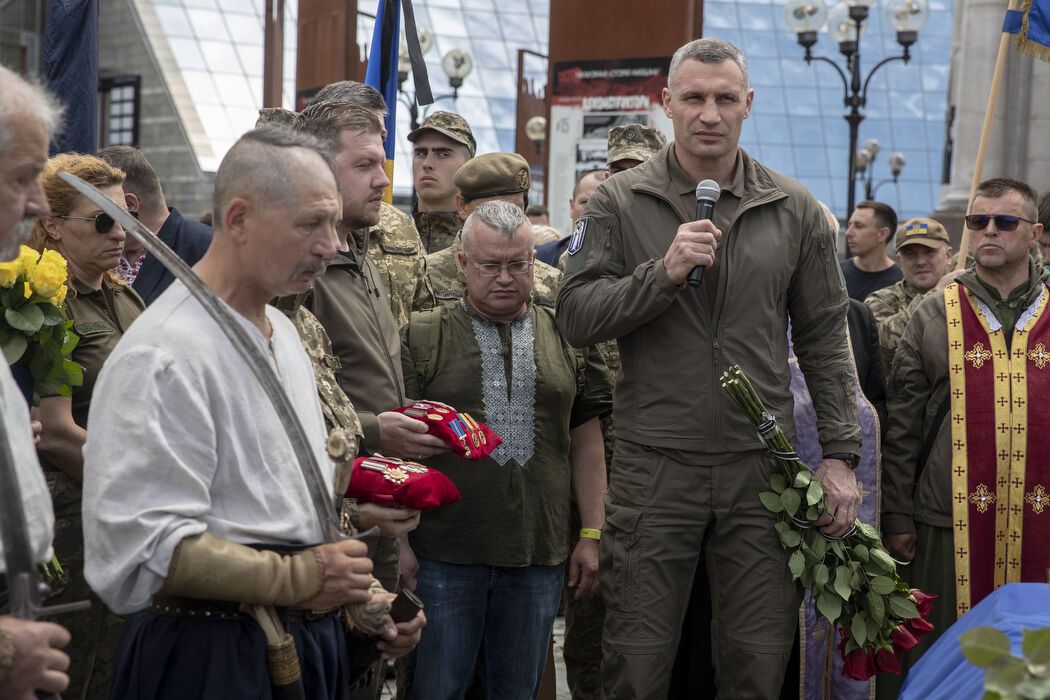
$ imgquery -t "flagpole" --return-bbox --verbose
[955,0,1021,270]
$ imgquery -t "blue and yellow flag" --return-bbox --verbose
[1004,0,1050,61]
[365,0,401,202]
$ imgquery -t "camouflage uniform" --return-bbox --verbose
[284,304,363,495]
[865,217,953,372]
[357,202,429,328]
[864,279,929,373]
[413,209,462,255]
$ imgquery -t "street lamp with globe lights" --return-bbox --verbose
[783,0,928,216]
[854,138,907,200]
[397,29,474,132]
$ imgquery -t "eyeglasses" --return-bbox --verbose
[56,210,136,234]
[468,259,533,277]
[963,214,1035,232]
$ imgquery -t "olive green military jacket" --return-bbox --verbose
[557,144,860,455]
[300,242,406,453]
[865,279,929,374]
[359,202,429,329]
[413,209,461,254]
[413,231,562,312]
[53,277,145,427]
[881,262,1048,535]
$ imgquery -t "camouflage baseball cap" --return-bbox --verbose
[897,217,951,250]
[607,124,667,165]
[256,107,298,128]
[407,111,477,157]
[454,152,531,201]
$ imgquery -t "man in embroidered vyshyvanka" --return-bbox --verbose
[881,177,1048,694]
[400,201,612,699]
[81,127,386,699]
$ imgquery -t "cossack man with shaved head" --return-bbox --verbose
[80,127,382,698]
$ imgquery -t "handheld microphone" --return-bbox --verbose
[687,179,722,287]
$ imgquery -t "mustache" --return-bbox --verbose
[0,217,37,261]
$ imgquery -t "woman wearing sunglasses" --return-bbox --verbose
[27,152,145,699]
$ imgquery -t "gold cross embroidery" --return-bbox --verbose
[965,342,993,369]
[1026,484,1047,514]
[1028,343,1050,369]
[969,483,996,513]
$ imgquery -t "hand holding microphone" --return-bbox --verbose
[662,179,723,287]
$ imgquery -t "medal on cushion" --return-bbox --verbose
[462,413,485,446]
[360,459,411,484]
[449,417,473,458]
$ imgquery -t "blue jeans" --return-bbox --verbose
[410,557,564,700]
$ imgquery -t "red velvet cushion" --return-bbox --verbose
[393,400,502,460]
[345,456,461,511]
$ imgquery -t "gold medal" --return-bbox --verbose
[383,467,409,484]
[472,433,481,448]
[427,413,443,421]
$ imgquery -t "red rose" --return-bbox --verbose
[906,615,935,636]
[890,625,920,651]
[910,589,937,617]
[842,647,877,681]
[875,647,902,674]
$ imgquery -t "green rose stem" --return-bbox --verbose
[720,364,934,679]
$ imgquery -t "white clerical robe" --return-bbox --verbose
[0,362,54,571]
[82,282,333,614]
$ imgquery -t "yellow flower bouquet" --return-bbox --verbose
[0,245,82,399]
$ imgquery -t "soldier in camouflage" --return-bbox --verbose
[409,111,476,253]
[865,217,954,371]
[412,152,562,312]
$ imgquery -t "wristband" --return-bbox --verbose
[579,528,602,541]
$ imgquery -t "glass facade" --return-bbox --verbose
[146,0,298,171]
[703,0,953,220]
[357,0,550,196]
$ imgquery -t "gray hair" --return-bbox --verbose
[461,200,533,253]
[213,126,334,224]
[0,64,64,153]
[308,80,388,117]
[668,38,749,89]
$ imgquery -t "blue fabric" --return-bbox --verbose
[899,583,1050,700]
[110,609,349,700]
[364,0,401,162]
[44,0,99,155]
[133,208,214,306]
[535,236,569,268]
[1004,1,1050,53]
[410,557,564,700]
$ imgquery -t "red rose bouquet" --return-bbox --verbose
[722,365,936,680]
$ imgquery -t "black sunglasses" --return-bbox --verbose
[57,210,137,234]
[963,214,1035,232]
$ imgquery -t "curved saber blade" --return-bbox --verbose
[58,172,342,542]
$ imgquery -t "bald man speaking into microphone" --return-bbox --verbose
[556,38,861,699]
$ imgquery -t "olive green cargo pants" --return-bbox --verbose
[600,442,802,699]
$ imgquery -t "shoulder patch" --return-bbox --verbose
[75,320,113,336]
[567,218,588,255]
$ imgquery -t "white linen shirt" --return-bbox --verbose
[0,362,54,571]
[82,282,333,614]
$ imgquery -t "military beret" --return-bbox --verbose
[607,123,667,165]
[407,111,477,157]
[897,217,950,250]
[454,152,531,201]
